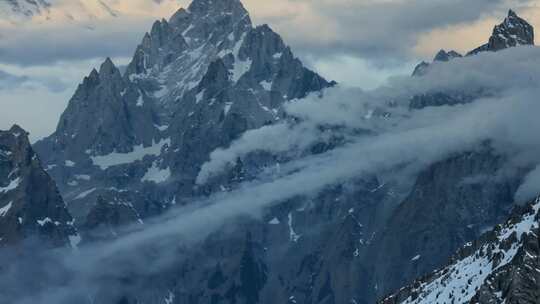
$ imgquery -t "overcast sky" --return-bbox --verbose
[1,0,539,141]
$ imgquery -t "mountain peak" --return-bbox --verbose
[99,57,116,73]
[8,124,27,136]
[169,0,251,30]
[468,9,534,55]
[433,49,463,62]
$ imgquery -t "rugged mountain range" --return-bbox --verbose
[34,0,333,225]
[381,197,540,304]
[0,125,78,248]
[0,1,538,304]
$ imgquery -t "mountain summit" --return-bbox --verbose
[35,0,334,224]
[468,9,534,55]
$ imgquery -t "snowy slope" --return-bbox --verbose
[381,198,540,304]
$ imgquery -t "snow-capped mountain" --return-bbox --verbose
[0,125,78,248]
[381,198,540,304]
[1,2,536,304]
[34,0,333,225]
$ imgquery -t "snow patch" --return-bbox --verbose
[154,124,169,132]
[260,80,272,91]
[231,58,252,82]
[195,90,205,104]
[0,201,13,217]
[91,139,170,170]
[0,178,21,194]
[74,174,91,181]
[37,217,53,226]
[268,217,280,225]
[69,234,82,249]
[153,86,169,99]
[136,94,144,107]
[288,212,302,242]
[75,188,97,200]
[65,160,76,167]
[164,291,175,304]
[224,102,233,115]
[142,162,171,184]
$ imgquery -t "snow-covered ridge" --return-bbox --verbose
[381,198,540,304]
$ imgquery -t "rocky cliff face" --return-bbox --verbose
[0,125,78,248]
[380,197,540,304]
[34,0,334,225]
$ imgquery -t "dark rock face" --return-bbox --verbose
[380,198,540,304]
[0,125,78,248]
[468,10,534,56]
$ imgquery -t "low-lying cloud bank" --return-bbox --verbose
[200,45,540,201]
[4,45,540,303]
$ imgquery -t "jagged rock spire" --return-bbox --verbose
[468,9,534,55]
[433,49,462,62]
